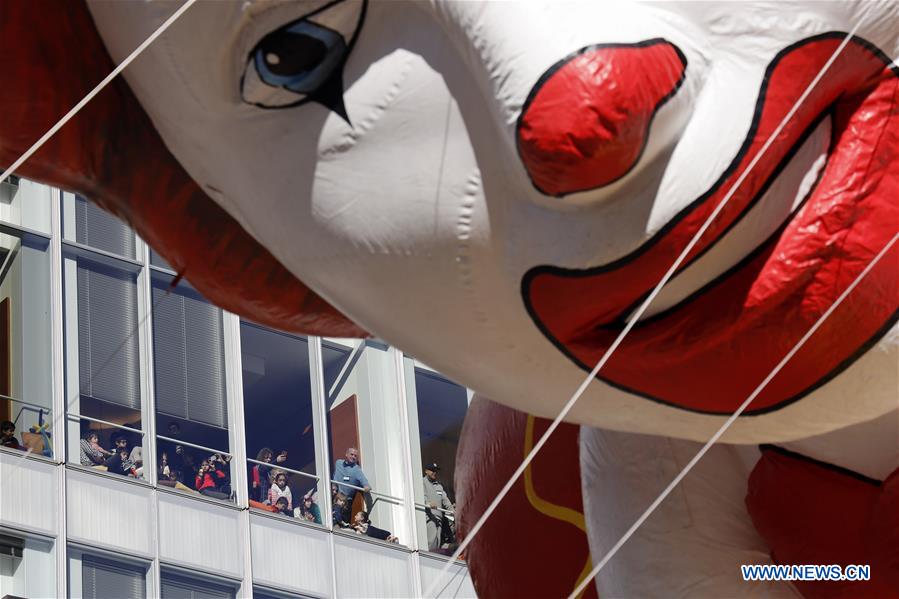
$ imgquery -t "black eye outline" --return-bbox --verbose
[241,0,368,122]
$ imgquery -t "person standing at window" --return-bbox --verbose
[251,447,273,502]
[333,447,370,521]
[423,462,454,552]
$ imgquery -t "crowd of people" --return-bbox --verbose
[44,422,453,551]
[78,430,144,478]
[249,446,322,523]
[330,447,399,544]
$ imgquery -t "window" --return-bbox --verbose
[63,194,135,260]
[404,359,469,555]
[323,340,408,545]
[63,247,145,479]
[0,227,52,457]
[161,571,236,599]
[0,177,51,234]
[241,323,321,523]
[80,554,147,599]
[0,533,55,599]
[153,272,233,502]
[150,248,173,271]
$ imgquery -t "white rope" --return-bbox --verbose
[568,230,899,599]
[0,0,198,186]
[422,24,861,598]
[8,0,197,461]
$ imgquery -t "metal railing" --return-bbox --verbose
[329,479,403,506]
[155,434,231,458]
[247,458,319,483]
[68,413,144,437]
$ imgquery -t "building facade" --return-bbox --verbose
[0,178,476,598]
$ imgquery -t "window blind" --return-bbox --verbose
[161,573,235,599]
[75,195,136,259]
[82,555,146,599]
[77,260,141,410]
[152,280,228,428]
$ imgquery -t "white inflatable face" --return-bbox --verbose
[88,0,898,442]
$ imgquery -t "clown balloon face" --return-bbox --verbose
[85,0,898,444]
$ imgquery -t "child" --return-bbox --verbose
[331,492,350,528]
[105,447,137,477]
[0,421,23,450]
[352,511,398,543]
[267,471,292,509]
[274,496,292,516]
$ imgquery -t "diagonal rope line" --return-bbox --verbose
[451,568,468,599]
[568,230,899,599]
[433,558,466,598]
[422,24,861,597]
[0,0,196,461]
[0,0,198,186]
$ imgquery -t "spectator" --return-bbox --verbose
[0,420,23,450]
[293,492,322,524]
[105,446,137,477]
[195,457,230,498]
[79,431,112,466]
[129,444,143,475]
[274,496,292,516]
[110,434,141,478]
[331,491,350,528]
[333,447,370,520]
[352,511,398,543]
[423,462,455,551]
[159,421,196,481]
[268,471,292,509]
[251,447,273,502]
[158,451,178,486]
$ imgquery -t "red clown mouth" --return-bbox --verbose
[521,34,899,415]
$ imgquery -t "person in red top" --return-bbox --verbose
[195,456,231,499]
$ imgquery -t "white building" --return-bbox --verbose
[0,178,476,598]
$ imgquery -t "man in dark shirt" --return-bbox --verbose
[105,447,134,477]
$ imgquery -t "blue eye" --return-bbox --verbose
[241,0,367,116]
[254,21,347,95]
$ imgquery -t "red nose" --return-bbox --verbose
[517,40,687,197]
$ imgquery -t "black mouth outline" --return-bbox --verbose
[521,32,899,417]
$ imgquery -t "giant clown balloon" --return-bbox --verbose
[1,1,897,596]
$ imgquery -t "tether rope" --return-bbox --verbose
[7,0,197,460]
[423,23,862,598]
[568,230,898,599]
[0,0,197,187]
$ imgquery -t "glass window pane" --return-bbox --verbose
[62,249,145,477]
[0,229,52,457]
[62,194,136,259]
[161,571,236,599]
[0,534,55,599]
[405,359,467,555]
[150,248,174,271]
[241,323,320,521]
[81,555,147,599]
[323,341,407,545]
[0,177,52,234]
[153,273,232,501]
